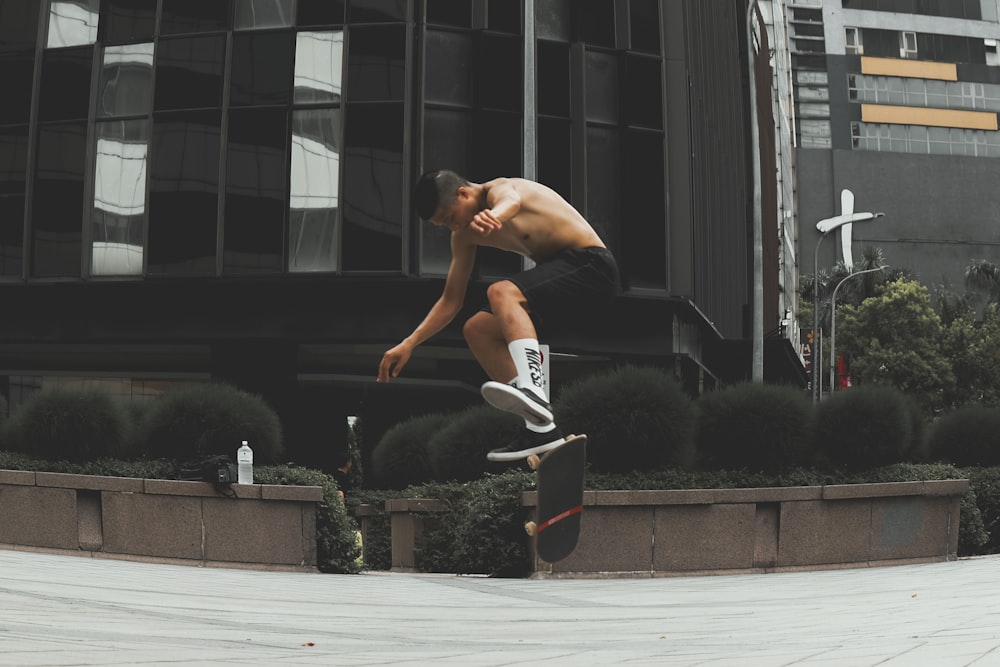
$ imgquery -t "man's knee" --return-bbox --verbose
[486,280,524,307]
[463,311,496,344]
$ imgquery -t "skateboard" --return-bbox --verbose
[524,434,587,563]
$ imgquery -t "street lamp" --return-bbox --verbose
[828,265,889,395]
[812,211,884,402]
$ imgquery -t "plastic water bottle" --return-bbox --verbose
[237,440,253,485]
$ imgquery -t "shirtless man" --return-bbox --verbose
[377,170,620,461]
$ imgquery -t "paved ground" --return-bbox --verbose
[0,550,998,666]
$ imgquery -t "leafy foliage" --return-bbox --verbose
[371,412,448,489]
[926,406,1000,467]
[813,385,919,471]
[555,365,698,473]
[424,406,522,482]
[2,386,133,462]
[134,382,284,464]
[941,306,1000,408]
[696,383,815,472]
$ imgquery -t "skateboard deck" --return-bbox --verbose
[524,434,587,563]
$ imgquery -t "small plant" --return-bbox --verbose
[696,383,815,472]
[134,382,283,464]
[371,412,448,489]
[3,386,131,462]
[555,365,697,473]
[926,406,1000,467]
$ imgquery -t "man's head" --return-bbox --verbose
[414,170,471,228]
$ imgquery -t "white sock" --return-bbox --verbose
[508,338,547,400]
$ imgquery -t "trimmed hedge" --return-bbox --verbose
[371,412,448,489]
[812,385,918,471]
[926,407,1000,467]
[555,366,697,473]
[425,406,522,482]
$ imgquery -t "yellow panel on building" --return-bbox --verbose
[860,56,957,81]
[861,104,998,131]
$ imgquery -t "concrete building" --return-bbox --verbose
[0,0,802,468]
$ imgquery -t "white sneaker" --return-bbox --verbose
[487,428,566,462]
[481,381,553,427]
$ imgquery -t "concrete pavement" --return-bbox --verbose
[0,549,998,666]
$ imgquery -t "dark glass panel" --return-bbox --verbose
[621,129,664,289]
[294,31,344,104]
[580,0,614,47]
[159,0,229,35]
[420,107,470,276]
[297,0,346,26]
[38,46,94,122]
[289,107,340,273]
[0,50,36,124]
[535,0,572,42]
[585,50,618,124]
[346,25,405,102]
[426,0,471,28]
[537,41,569,118]
[234,0,294,30]
[488,1,520,34]
[625,54,662,130]
[629,0,660,54]
[471,111,521,277]
[224,107,287,274]
[153,35,226,110]
[147,111,221,275]
[91,119,148,275]
[537,116,570,204]
[96,43,154,118]
[342,102,402,271]
[424,30,473,106]
[0,125,28,277]
[32,122,86,277]
[475,33,520,112]
[348,0,406,23]
[101,0,157,43]
[230,31,294,106]
[0,0,42,49]
[585,125,619,250]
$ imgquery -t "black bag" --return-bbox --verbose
[175,454,237,485]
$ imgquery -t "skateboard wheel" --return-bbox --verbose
[527,454,541,470]
[524,521,537,536]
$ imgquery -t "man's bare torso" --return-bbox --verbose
[455,178,605,264]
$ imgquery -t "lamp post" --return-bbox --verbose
[747,0,764,382]
[828,265,889,395]
[812,211,883,402]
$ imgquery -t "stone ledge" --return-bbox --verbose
[36,471,144,493]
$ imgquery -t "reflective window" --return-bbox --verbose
[580,0,615,47]
[347,25,406,102]
[585,50,618,124]
[537,41,570,118]
[147,111,221,275]
[101,0,157,44]
[0,0,42,49]
[0,126,28,277]
[294,31,344,104]
[585,126,619,248]
[426,0,471,28]
[234,0,294,30]
[0,51,36,125]
[625,54,662,129]
[537,116,571,204]
[97,43,154,118]
[297,0,346,26]
[91,120,149,276]
[535,0,572,42]
[159,0,229,35]
[476,34,520,112]
[289,108,340,272]
[153,35,226,111]
[39,46,94,122]
[622,129,664,289]
[471,111,521,277]
[342,102,402,271]
[488,1,520,34]
[230,31,294,106]
[32,122,87,277]
[629,0,659,54]
[46,0,99,48]
[420,108,470,276]
[224,108,287,274]
[349,0,407,23]
[424,30,473,106]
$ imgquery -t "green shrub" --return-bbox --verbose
[812,385,915,471]
[135,382,283,464]
[696,383,814,472]
[254,465,362,574]
[926,407,1000,466]
[3,386,131,462]
[425,406,522,482]
[555,366,697,473]
[371,413,448,489]
[346,489,393,571]
[966,466,1000,554]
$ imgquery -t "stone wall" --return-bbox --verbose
[0,469,323,571]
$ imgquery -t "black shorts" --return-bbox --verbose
[487,246,620,335]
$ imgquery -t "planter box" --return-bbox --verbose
[0,470,323,571]
[522,480,969,578]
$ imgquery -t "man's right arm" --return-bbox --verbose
[377,235,476,382]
